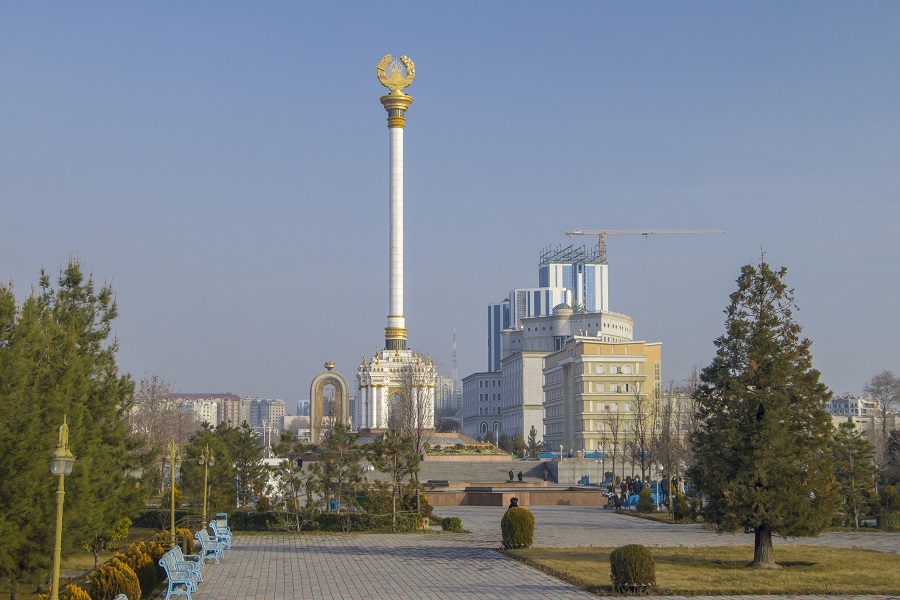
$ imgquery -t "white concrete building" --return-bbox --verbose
[180,398,219,426]
[826,394,879,418]
[170,393,240,426]
[500,351,546,442]
[461,372,503,440]
[497,304,636,441]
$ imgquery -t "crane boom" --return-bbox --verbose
[565,228,723,262]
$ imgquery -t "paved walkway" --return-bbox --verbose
[437,506,900,554]
[192,533,595,600]
[188,507,900,600]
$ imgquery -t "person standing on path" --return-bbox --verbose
[509,469,514,481]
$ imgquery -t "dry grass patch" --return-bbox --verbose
[504,544,900,595]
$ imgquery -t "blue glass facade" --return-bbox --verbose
[487,300,511,372]
[584,265,596,311]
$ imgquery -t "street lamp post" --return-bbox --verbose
[199,444,214,524]
[49,416,76,600]
[165,440,181,548]
[598,445,605,484]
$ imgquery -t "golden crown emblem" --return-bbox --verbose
[377,55,415,93]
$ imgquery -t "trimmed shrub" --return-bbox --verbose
[440,517,463,532]
[61,585,92,600]
[672,492,690,521]
[501,506,534,549]
[877,486,899,529]
[153,527,195,554]
[88,557,141,600]
[610,544,656,593]
[400,484,433,520]
[118,541,162,597]
[637,488,655,513]
[688,495,701,521]
[877,513,899,529]
[38,584,92,600]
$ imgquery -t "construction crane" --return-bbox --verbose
[565,229,723,263]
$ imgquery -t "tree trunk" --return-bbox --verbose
[749,525,779,568]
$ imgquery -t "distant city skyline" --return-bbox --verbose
[2,3,898,400]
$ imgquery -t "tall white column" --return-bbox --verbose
[388,126,404,338]
[379,88,413,351]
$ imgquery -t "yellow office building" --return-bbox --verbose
[543,338,662,469]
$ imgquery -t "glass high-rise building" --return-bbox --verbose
[487,245,609,371]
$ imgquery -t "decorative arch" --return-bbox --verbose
[309,362,351,443]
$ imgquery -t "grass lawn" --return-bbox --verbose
[504,544,900,596]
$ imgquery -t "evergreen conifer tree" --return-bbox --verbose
[369,429,419,529]
[0,259,143,591]
[307,422,364,512]
[831,420,876,528]
[688,259,838,567]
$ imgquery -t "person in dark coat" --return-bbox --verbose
[509,469,514,481]
[517,471,523,481]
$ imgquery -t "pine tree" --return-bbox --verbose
[831,420,876,528]
[0,259,143,591]
[218,422,267,508]
[527,426,540,459]
[307,422,364,512]
[688,259,838,567]
[180,424,237,514]
[369,429,419,529]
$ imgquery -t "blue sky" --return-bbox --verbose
[2,2,898,408]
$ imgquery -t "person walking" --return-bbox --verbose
[509,469,514,481]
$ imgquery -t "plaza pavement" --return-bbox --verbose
[188,506,900,600]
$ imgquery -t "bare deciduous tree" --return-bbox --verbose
[864,370,900,479]
[652,381,689,511]
[603,404,625,481]
[130,375,199,451]
[388,353,435,457]
[629,380,656,482]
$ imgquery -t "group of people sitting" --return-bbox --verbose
[604,477,645,509]
[602,475,683,509]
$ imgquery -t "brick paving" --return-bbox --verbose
[188,506,900,600]
[190,533,596,600]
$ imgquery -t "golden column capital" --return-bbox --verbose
[380,91,413,129]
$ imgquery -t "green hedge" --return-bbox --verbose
[227,510,420,532]
[134,507,429,533]
[131,509,190,529]
[311,513,419,532]
[877,513,899,530]
[228,511,280,531]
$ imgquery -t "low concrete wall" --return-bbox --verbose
[422,454,511,462]
[556,460,608,485]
